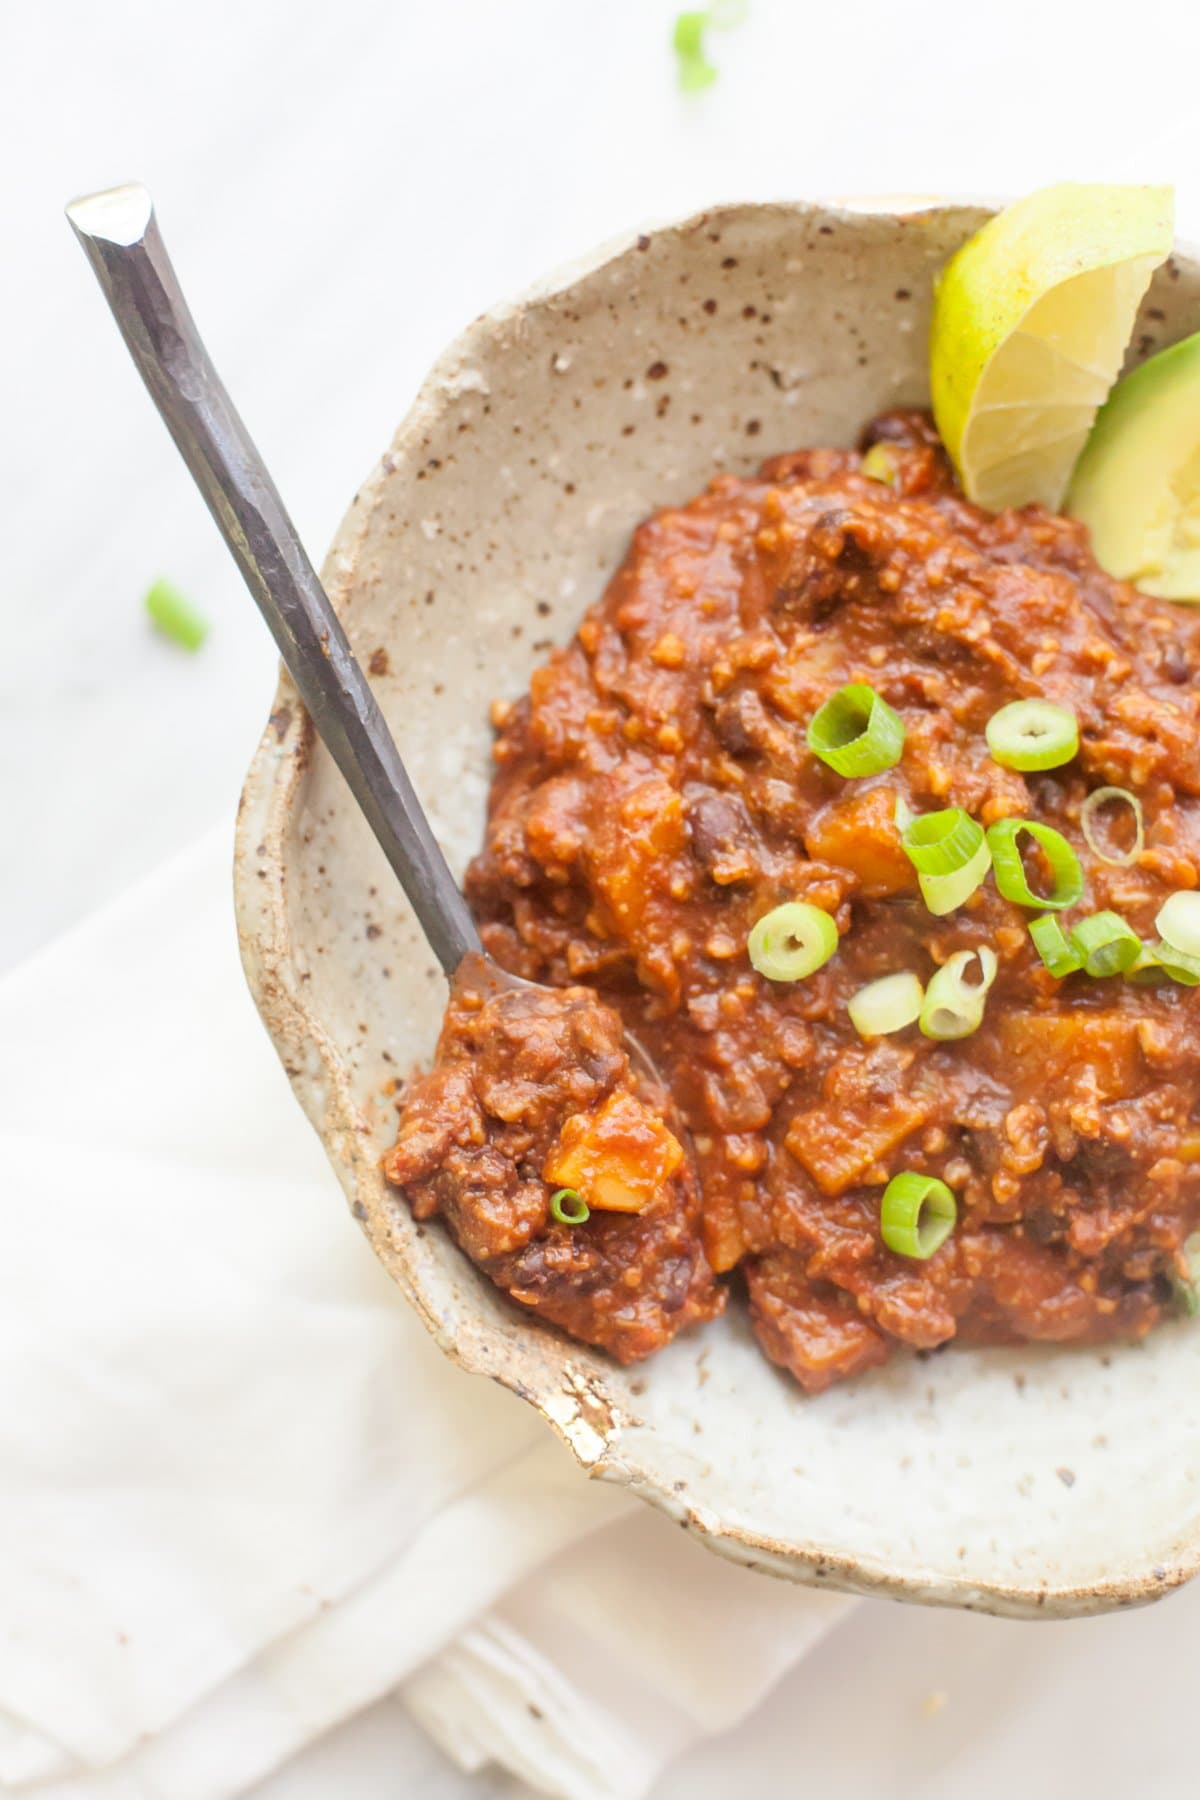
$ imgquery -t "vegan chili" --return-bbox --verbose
[386,411,1200,1391]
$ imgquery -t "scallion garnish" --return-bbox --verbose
[747,901,838,982]
[919,839,993,916]
[918,946,998,1040]
[880,1171,957,1260]
[673,10,718,88]
[1068,910,1142,977]
[1133,942,1200,986]
[1156,891,1200,960]
[807,683,905,778]
[902,808,983,875]
[847,970,924,1039]
[985,699,1078,772]
[1029,914,1083,977]
[672,3,746,87]
[145,577,210,651]
[900,807,991,915]
[986,818,1083,911]
[550,1188,589,1226]
[1080,786,1144,868]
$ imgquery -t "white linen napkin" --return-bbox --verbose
[0,825,852,1798]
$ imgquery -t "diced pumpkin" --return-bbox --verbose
[803,787,916,898]
[589,779,686,937]
[997,1011,1142,1101]
[544,1088,684,1213]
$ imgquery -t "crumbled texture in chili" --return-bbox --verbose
[387,412,1200,1392]
[384,959,723,1362]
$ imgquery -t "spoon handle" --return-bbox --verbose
[66,183,480,979]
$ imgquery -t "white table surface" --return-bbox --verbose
[9,0,1200,1792]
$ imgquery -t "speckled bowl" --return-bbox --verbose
[236,198,1200,1618]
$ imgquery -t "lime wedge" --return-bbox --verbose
[1068,330,1200,601]
[930,184,1174,512]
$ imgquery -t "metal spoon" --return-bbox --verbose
[65,183,661,1079]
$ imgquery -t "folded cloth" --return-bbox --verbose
[0,827,852,1799]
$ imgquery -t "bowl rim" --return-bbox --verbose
[234,194,1200,1620]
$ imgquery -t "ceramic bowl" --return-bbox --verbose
[235,198,1200,1618]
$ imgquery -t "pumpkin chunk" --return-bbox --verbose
[544,1088,684,1213]
[803,786,916,898]
[997,1011,1142,1100]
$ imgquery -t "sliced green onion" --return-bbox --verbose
[677,56,717,91]
[919,946,998,1040]
[673,10,718,87]
[1133,941,1200,987]
[145,578,210,651]
[1029,914,1083,977]
[985,699,1078,772]
[899,808,991,915]
[807,683,905,778]
[1080,786,1144,868]
[901,808,982,875]
[917,838,992,916]
[880,1171,957,1260]
[1068,910,1142,978]
[1157,891,1200,959]
[847,971,924,1039]
[550,1188,589,1226]
[986,818,1083,911]
[748,901,838,982]
[1175,1232,1200,1316]
[1156,944,1200,986]
[673,9,707,55]
[860,443,900,487]
[1126,946,1160,985]
[894,793,915,833]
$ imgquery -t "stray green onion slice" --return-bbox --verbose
[748,901,838,982]
[1029,914,1083,977]
[1080,786,1144,868]
[673,10,707,54]
[860,443,900,487]
[673,10,718,87]
[807,683,905,778]
[985,699,1078,772]
[919,946,998,1040]
[1068,910,1142,977]
[1157,890,1200,959]
[145,578,210,651]
[847,970,924,1039]
[880,1171,957,1260]
[1175,1232,1200,1316]
[986,818,1083,911]
[900,808,991,915]
[550,1188,589,1226]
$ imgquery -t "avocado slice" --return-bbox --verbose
[1067,329,1200,602]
